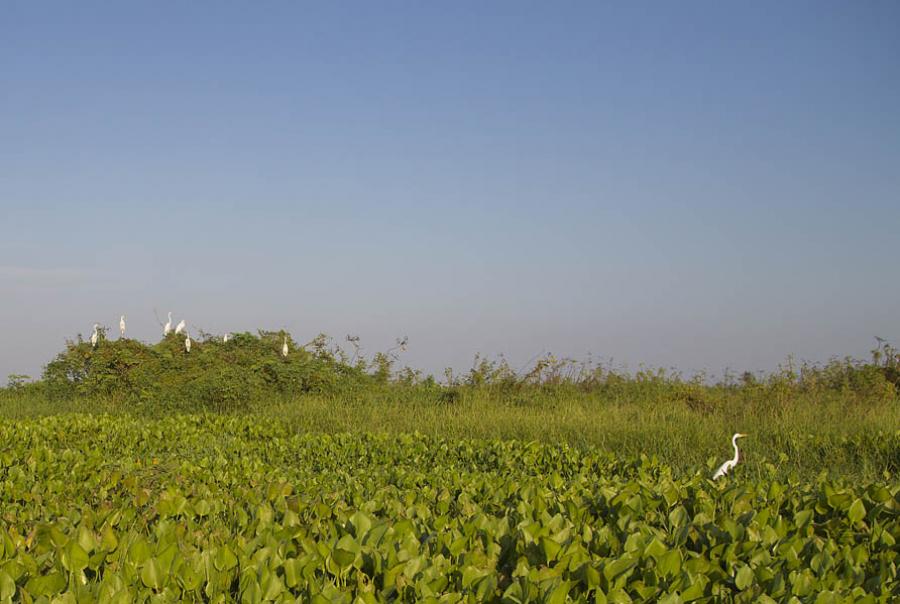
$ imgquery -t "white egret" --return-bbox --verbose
[185,332,192,353]
[175,319,186,335]
[90,323,100,348]
[713,433,748,480]
[282,336,289,357]
[163,312,173,336]
[119,315,126,338]
[223,332,230,343]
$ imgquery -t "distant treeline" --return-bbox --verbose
[3,331,899,412]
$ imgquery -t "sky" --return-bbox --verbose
[2,1,899,382]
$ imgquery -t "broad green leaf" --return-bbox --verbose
[657,549,681,578]
[546,580,571,604]
[25,573,67,597]
[0,571,15,600]
[141,557,165,591]
[127,538,151,565]
[333,535,360,570]
[848,499,866,524]
[260,572,284,600]
[349,511,373,538]
[644,537,667,560]
[680,575,708,601]
[62,540,90,572]
[603,554,637,581]
[658,593,682,604]
[735,564,753,590]
[100,526,118,552]
[214,545,238,572]
[540,537,562,562]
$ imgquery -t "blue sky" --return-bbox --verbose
[2,2,899,380]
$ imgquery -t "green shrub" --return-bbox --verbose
[42,330,370,410]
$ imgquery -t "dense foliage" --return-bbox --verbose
[0,333,893,482]
[21,332,900,421]
[0,415,897,603]
[0,338,897,600]
[40,331,371,411]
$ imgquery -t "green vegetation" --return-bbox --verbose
[39,330,371,411]
[1,415,898,602]
[2,333,897,481]
[0,334,898,600]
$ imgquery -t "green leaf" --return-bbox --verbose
[607,588,633,604]
[668,507,689,529]
[100,526,118,552]
[793,509,813,529]
[658,593,682,604]
[583,564,601,589]
[603,554,637,581]
[332,535,360,570]
[540,537,562,562]
[214,545,238,571]
[680,575,708,601]
[644,537,667,560]
[735,564,753,590]
[814,591,841,604]
[141,557,164,591]
[241,576,261,603]
[178,558,204,592]
[127,538,151,565]
[50,591,76,604]
[283,558,302,588]
[848,498,866,524]
[260,572,284,600]
[62,540,90,572]
[349,510,373,538]
[25,572,67,597]
[546,580,571,604]
[657,550,681,578]
[475,573,497,600]
[76,525,97,554]
[0,571,15,600]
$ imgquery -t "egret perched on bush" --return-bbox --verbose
[713,433,747,479]
[163,312,173,336]
[282,336,289,357]
[223,332,230,343]
[90,323,100,348]
[119,315,126,338]
[184,332,191,353]
[175,319,186,335]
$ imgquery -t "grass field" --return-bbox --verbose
[2,380,897,482]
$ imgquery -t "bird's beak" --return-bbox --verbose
[737,433,748,438]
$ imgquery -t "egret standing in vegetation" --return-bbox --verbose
[163,312,173,336]
[282,335,289,357]
[223,332,230,343]
[185,332,191,353]
[175,319,186,335]
[119,315,126,338]
[713,433,747,479]
[90,323,100,348]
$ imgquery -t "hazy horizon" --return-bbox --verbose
[3,2,899,382]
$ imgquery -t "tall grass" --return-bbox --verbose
[2,334,898,482]
[2,383,896,482]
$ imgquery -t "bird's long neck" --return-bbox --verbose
[731,437,740,464]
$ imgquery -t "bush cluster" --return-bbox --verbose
[15,331,900,414]
[41,330,370,411]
